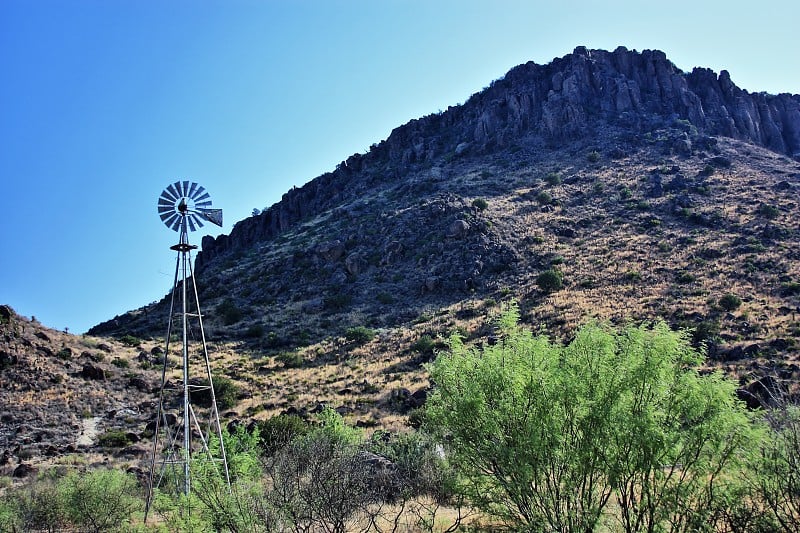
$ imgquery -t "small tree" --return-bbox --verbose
[424,304,759,532]
[536,269,563,293]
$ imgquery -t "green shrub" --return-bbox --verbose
[757,203,780,219]
[410,335,436,355]
[276,350,304,368]
[536,269,563,293]
[536,191,553,205]
[190,376,240,409]
[425,305,759,532]
[376,292,394,305]
[98,430,131,448]
[59,469,141,532]
[117,334,142,347]
[324,293,352,312]
[544,172,562,185]
[245,323,265,338]
[719,293,742,311]
[345,326,376,345]
[111,357,129,368]
[217,299,243,325]
[256,414,310,456]
[471,198,489,211]
[587,150,600,163]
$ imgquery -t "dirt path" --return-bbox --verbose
[76,416,101,446]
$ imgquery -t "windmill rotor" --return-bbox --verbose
[158,180,223,232]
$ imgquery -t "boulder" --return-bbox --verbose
[81,363,106,381]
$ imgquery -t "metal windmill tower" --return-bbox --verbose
[145,181,230,520]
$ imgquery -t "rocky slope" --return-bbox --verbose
[0,305,161,477]
[7,47,800,468]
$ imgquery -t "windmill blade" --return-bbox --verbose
[199,209,223,227]
[166,182,181,201]
[160,185,179,202]
[190,213,205,229]
[189,184,206,201]
[158,181,219,232]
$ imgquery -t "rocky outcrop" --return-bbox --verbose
[195,47,799,270]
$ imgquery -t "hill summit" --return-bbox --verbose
[89,46,799,413]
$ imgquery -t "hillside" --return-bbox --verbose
[4,47,800,469]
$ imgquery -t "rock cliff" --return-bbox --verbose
[196,46,799,269]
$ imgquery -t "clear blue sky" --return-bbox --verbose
[1,0,797,333]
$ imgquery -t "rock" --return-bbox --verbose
[455,142,471,155]
[13,463,36,478]
[317,240,345,262]
[447,220,470,238]
[128,376,152,392]
[0,350,18,368]
[345,253,363,276]
[81,363,106,381]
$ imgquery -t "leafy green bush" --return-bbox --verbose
[410,334,436,355]
[719,293,743,311]
[117,334,142,347]
[471,198,489,211]
[276,350,304,368]
[544,172,562,185]
[217,298,243,325]
[98,430,131,448]
[536,269,563,293]
[536,190,553,205]
[587,150,600,163]
[256,414,310,456]
[757,203,780,219]
[324,292,352,312]
[425,305,760,532]
[190,376,240,409]
[345,325,376,345]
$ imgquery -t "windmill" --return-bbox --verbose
[145,181,230,520]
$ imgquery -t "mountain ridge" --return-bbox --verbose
[193,46,799,269]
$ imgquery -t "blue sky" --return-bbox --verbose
[1,0,798,333]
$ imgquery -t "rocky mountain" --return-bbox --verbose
[8,47,800,468]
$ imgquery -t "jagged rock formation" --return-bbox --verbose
[196,46,800,268]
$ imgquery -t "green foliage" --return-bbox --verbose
[60,469,142,532]
[751,406,800,531]
[719,292,743,311]
[256,414,310,456]
[111,356,129,368]
[587,150,601,163]
[217,298,243,325]
[4,469,140,533]
[323,292,352,312]
[276,350,304,368]
[424,306,759,532]
[190,376,240,409]
[536,269,563,293]
[544,171,562,185]
[97,430,131,448]
[757,202,780,219]
[536,190,553,205]
[410,334,437,355]
[471,198,489,211]
[244,323,265,338]
[344,325,376,345]
[117,334,142,347]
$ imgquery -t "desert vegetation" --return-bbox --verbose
[2,306,799,532]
